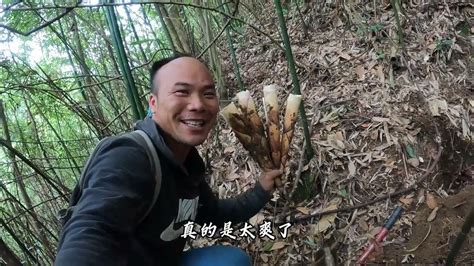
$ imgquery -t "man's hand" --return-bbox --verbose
[258,169,283,192]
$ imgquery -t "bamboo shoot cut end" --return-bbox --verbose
[221,102,242,123]
[263,85,279,113]
[236,90,257,112]
[283,94,302,127]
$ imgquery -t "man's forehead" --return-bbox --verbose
[155,57,213,85]
[158,57,209,74]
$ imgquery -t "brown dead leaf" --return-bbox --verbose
[348,160,356,177]
[427,206,439,222]
[297,207,310,215]
[327,133,345,150]
[314,215,334,234]
[260,254,269,263]
[426,193,438,209]
[370,130,379,140]
[250,213,265,226]
[224,147,235,154]
[355,65,365,81]
[407,158,420,168]
[271,242,287,251]
[375,65,385,84]
[399,196,414,206]
[338,51,352,60]
[409,128,421,136]
[428,99,448,116]
[372,117,390,123]
[325,122,340,131]
[461,117,470,139]
[314,202,339,234]
[358,219,369,231]
[374,143,393,151]
[226,172,240,181]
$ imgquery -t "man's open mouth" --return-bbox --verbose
[181,119,205,128]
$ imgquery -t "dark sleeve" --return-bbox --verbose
[195,181,272,227]
[55,137,154,266]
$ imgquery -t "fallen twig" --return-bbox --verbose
[405,224,432,252]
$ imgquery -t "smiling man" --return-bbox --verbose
[56,55,282,266]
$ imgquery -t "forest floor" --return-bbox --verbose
[191,1,473,265]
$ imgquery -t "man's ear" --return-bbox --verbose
[149,94,157,108]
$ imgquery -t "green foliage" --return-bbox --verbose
[435,37,454,53]
[456,21,470,37]
[375,51,385,60]
[406,144,416,159]
[263,241,274,252]
[304,237,318,249]
[338,187,348,198]
[292,172,318,203]
[356,22,386,37]
[368,22,384,33]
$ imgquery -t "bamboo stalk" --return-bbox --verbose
[263,85,281,168]
[281,94,302,168]
[273,0,314,160]
[105,4,145,119]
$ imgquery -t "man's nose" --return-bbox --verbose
[187,95,205,111]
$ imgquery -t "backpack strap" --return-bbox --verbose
[125,130,162,224]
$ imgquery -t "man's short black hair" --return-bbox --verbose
[149,53,191,94]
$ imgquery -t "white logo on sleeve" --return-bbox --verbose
[160,197,199,241]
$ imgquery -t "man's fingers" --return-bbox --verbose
[265,169,283,178]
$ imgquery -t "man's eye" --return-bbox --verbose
[175,90,189,96]
[204,91,216,98]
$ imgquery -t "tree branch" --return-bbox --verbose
[197,0,238,59]
[0,138,69,201]
[3,1,285,52]
[0,5,77,36]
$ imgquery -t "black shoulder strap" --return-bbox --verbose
[124,130,162,224]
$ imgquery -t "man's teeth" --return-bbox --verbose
[183,120,205,127]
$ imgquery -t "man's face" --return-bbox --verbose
[149,57,219,148]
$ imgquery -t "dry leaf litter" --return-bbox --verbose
[191,1,473,264]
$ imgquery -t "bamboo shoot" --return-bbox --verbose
[221,102,273,170]
[263,85,281,167]
[280,94,302,168]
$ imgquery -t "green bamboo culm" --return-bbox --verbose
[445,206,474,265]
[222,2,244,91]
[391,0,404,48]
[104,3,145,120]
[225,27,244,91]
[273,0,314,160]
[154,4,177,55]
